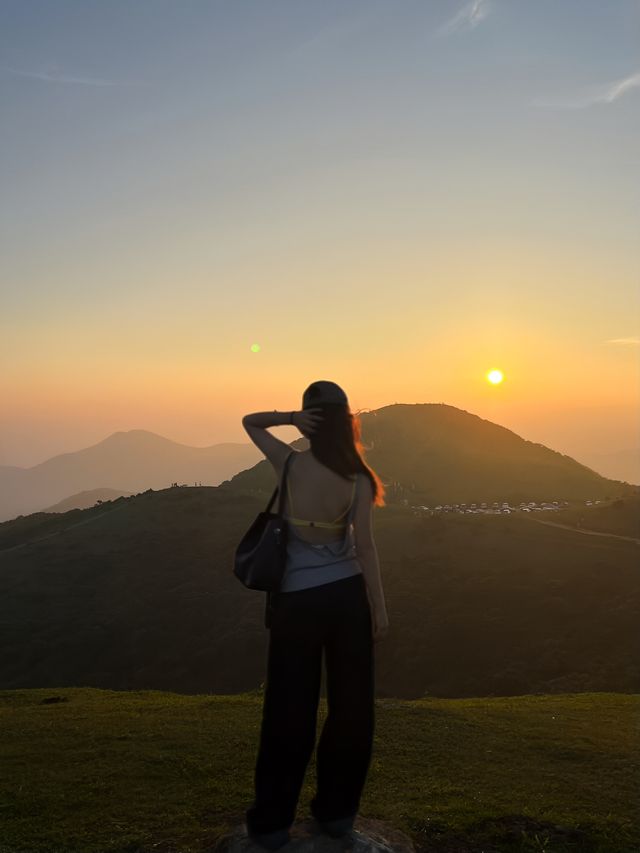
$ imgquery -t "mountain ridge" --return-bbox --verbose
[0,429,261,522]
[223,402,637,505]
[2,405,636,523]
[41,487,135,513]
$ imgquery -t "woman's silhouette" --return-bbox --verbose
[243,380,389,849]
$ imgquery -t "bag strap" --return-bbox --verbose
[264,450,295,515]
[264,451,295,626]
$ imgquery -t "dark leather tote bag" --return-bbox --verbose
[233,449,294,593]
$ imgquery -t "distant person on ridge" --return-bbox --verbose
[241,380,389,849]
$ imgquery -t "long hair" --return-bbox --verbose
[303,388,386,508]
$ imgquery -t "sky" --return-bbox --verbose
[1,0,639,476]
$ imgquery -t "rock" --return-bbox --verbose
[215,817,415,853]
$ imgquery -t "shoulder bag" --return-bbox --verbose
[233,450,295,626]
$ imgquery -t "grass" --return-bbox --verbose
[0,688,637,853]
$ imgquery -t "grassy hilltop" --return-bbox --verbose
[0,688,637,853]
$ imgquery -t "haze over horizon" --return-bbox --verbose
[1,1,638,473]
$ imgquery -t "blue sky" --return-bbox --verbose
[1,0,639,469]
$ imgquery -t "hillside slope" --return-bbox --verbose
[0,486,637,698]
[223,404,636,506]
[41,487,135,513]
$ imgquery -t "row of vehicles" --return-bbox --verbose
[410,499,603,514]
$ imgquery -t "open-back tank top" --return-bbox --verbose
[279,453,362,593]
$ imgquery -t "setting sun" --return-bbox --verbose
[487,370,504,385]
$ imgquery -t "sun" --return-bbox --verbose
[487,369,504,385]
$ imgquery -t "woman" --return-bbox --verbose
[242,380,389,850]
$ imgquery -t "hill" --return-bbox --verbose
[543,495,640,539]
[0,484,637,698]
[0,687,637,853]
[41,487,135,513]
[222,404,637,506]
[0,429,260,522]
[3,403,635,525]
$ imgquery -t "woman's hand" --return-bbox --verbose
[292,408,324,436]
[371,604,390,644]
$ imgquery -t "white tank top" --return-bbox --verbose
[279,476,362,593]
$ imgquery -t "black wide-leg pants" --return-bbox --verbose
[245,572,375,835]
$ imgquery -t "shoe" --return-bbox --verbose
[247,827,291,850]
[317,815,356,838]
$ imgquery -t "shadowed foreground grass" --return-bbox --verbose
[0,688,637,853]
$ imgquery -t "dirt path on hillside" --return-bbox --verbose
[523,514,640,545]
[0,504,128,554]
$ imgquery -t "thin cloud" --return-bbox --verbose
[605,337,640,346]
[436,0,492,36]
[532,70,640,109]
[1,65,147,87]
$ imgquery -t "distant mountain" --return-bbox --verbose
[0,484,637,697]
[574,447,640,486]
[0,430,261,522]
[222,403,637,505]
[41,488,135,513]
[2,404,635,524]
